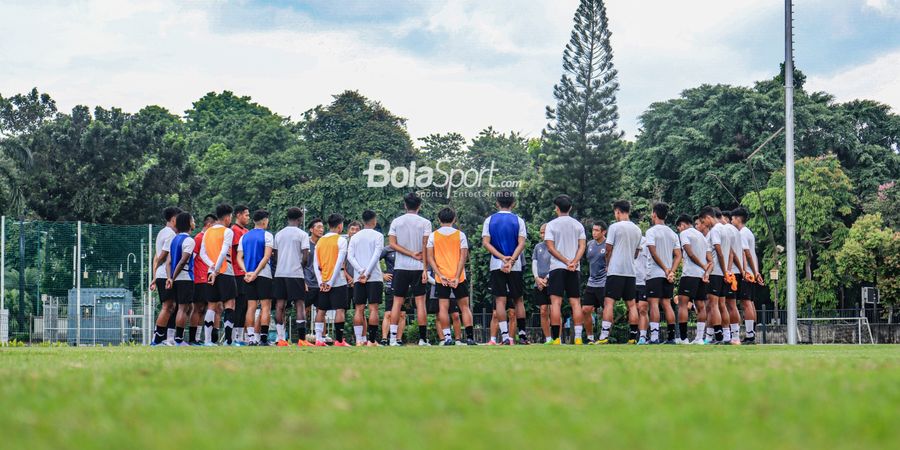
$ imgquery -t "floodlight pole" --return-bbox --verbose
[784,0,798,344]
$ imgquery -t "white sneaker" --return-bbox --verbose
[162,340,176,347]
[691,338,706,345]
[389,341,402,347]
[418,339,431,346]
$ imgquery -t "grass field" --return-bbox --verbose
[1,345,898,450]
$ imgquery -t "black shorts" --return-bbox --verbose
[449,299,460,314]
[548,269,580,299]
[489,270,525,299]
[534,286,550,306]
[273,277,306,303]
[193,282,208,304]
[646,277,675,299]
[435,280,469,300]
[209,274,237,302]
[605,275,636,302]
[635,285,647,302]
[707,275,725,297]
[738,278,757,301]
[385,296,409,313]
[677,276,702,299]
[155,278,175,302]
[695,281,708,301]
[582,286,606,307]
[392,269,427,298]
[234,276,247,304]
[173,280,194,305]
[354,281,384,305]
[305,288,320,307]
[723,273,741,299]
[316,285,349,311]
[244,276,273,300]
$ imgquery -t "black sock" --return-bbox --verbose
[260,325,269,343]
[153,325,166,344]
[465,326,474,340]
[419,325,427,342]
[517,318,527,336]
[629,324,639,340]
[212,327,219,343]
[223,308,234,344]
[175,327,184,343]
[368,325,379,342]
[167,309,177,329]
[297,320,307,341]
[667,323,676,340]
[678,322,688,340]
[335,322,344,342]
[551,325,560,340]
[188,326,197,343]
[713,325,724,342]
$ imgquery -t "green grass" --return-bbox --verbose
[1,345,898,450]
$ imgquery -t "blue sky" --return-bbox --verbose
[2,0,898,141]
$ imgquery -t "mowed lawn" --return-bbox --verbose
[1,345,898,450]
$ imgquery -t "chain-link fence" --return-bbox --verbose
[1,217,160,345]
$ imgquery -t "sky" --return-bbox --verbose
[2,0,899,142]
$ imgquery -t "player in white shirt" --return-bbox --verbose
[149,206,181,346]
[271,207,310,346]
[699,207,727,344]
[675,214,708,344]
[634,236,650,344]
[347,210,385,347]
[644,203,682,345]
[598,200,642,345]
[721,210,744,344]
[387,193,432,346]
[692,215,714,344]
[544,195,587,345]
[732,207,763,344]
[161,212,195,346]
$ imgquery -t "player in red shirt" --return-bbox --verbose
[230,205,250,345]
[189,214,216,345]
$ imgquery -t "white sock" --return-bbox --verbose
[499,321,509,340]
[490,336,497,343]
[204,309,215,343]
[236,327,245,342]
[314,322,324,341]
[745,320,755,337]
[574,325,583,339]
[650,322,660,341]
[389,324,398,344]
[639,330,647,339]
[599,321,612,340]
[545,336,552,343]
[723,326,732,341]
[705,326,714,339]
[696,322,706,341]
[166,328,175,341]
[276,324,285,341]
[247,327,256,343]
[354,325,364,343]
[730,323,740,338]
[443,328,452,340]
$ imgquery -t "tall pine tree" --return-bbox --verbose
[539,0,622,220]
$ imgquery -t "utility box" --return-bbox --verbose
[67,288,133,345]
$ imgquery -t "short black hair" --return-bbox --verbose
[203,214,217,224]
[163,206,182,222]
[698,206,715,219]
[348,221,362,230]
[234,205,249,215]
[215,204,233,220]
[308,218,323,230]
[676,214,693,227]
[362,210,377,223]
[732,207,749,221]
[438,207,456,224]
[722,210,732,220]
[327,213,343,228]
[403,192,422,211]
[252,209,269,222]
[554,194,573,213]
[496,190,515,208]
[612,200,631,214]
[692,215,700,223]
[713,207,723,219]
[592,220,608,231]
[652,202,669,221]
[175,212,192,233]
[286,207,303,221]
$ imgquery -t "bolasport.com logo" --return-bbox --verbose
[363,159,521,198]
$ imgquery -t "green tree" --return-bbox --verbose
[836,213,900,307]
[540,0,623,219]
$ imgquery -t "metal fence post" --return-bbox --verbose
[1,215,5,312]
[147,224,152,345]
[76,221,82,346]
[760,304,767,344]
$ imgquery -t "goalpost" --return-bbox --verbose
[795,316,875,345]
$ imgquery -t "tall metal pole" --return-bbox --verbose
[147,224,152,345]
[1,216,5,312]
[785,0,798,344]
[76,221,82,346]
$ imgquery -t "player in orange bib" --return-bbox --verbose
[312,214,350,347]
[426,207,476,346]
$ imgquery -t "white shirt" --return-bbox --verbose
[347,228,385,282]
[272,226,310,278]
[709,223,731,276]
[645,224,679,280]
[388,213,432,271]
[634,236,649,285]
[740,226,758,274]
[170,233,195,282]
[724,223,743,274]
[154,226,176,279]
[313,232,348,287]
[481,212,527,271]
[544,215,587,271]
[606,220,643,277]
[237,231,274,278]
[679,227,708,278]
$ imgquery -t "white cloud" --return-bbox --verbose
[865,0,900,17]
[807,50,900,111]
